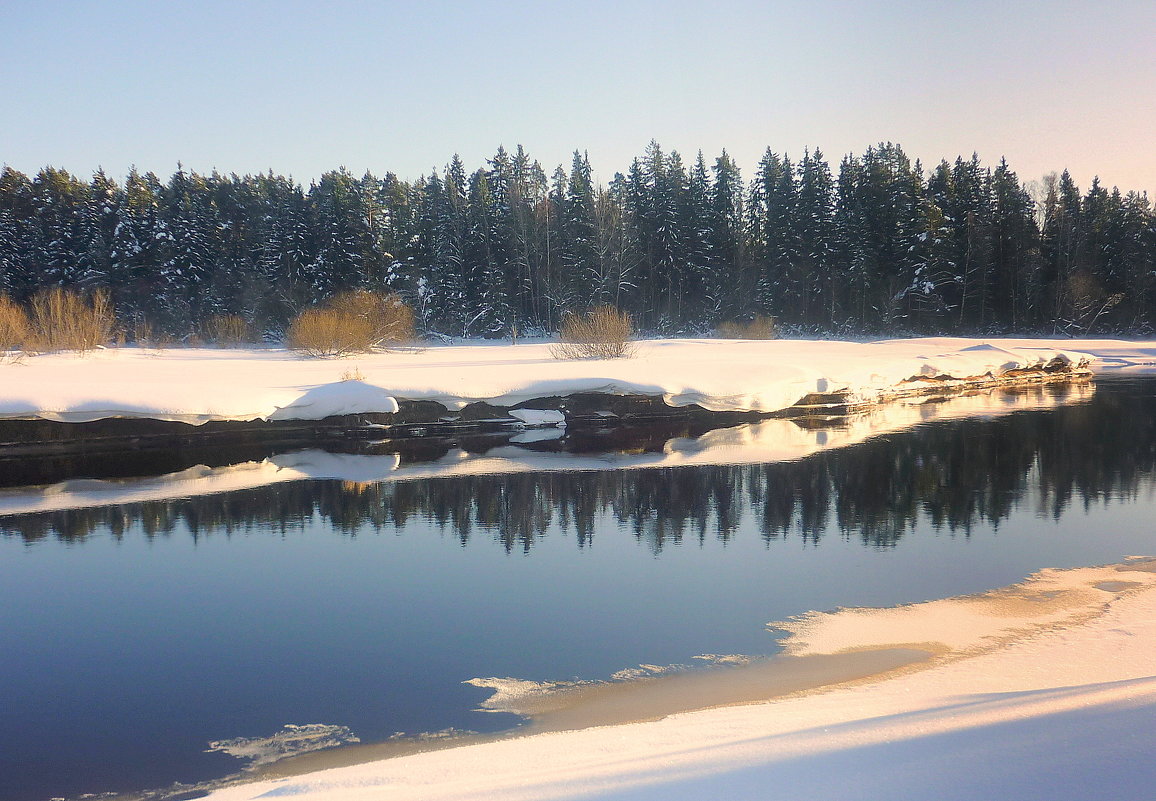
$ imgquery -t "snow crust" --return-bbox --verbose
[0,337,1109,425]
[201,558,1156,801]
[206,724,360,768]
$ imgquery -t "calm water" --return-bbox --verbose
[3,378,1156,801]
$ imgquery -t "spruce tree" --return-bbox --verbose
[561,150,598,308]
[709,149,744,321]
[795,148,836,329]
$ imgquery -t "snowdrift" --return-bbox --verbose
[0,337,1108,426]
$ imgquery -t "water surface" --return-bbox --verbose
[3,379,1155,801]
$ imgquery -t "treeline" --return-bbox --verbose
[5,381,1152,548]
[1,142,1153,337]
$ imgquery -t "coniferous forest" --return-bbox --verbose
[1,141,1153,339]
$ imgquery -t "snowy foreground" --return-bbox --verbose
[5,335,1152,425]
[200,559,1156,801]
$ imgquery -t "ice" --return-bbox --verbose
[201,560,1156,801]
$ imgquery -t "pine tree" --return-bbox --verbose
[989,158,1039,330]
[794,148,836,329]
[749,149,796,319]
[0,167,34,299]
[111,168,163,328]
[681,152,715,326]
[30,167,88,288]
[307,169,362,299]
[462,168,510,336]
[77,169,120,290]
[561,150,598,308]
[156,165,217,333]
[709,149,744,321]
[1103,190,1154,329]
[1040,170,1084,331]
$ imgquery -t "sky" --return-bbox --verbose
[2,0,1154,195]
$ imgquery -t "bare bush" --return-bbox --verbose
[28,288,116,352]
[287,290,415,357]
[129,318,170,349]
[337,290,415,346]
[0,295,32,355]
[550,306,635,359]
[716,314,779,340]
[205,314,250,346]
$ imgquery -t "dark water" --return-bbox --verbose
[3,378,1156,801]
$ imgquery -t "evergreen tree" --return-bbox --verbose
[30,167,88,288]
[989,158,1039,330]
[156,165,217,332]
[111,168,164,328]
[709,149,744,320]
[76,169,120,290]
[794,148,836,329]
[1040,170,1085,331]
[560,150,598,308]
[749,149,796,320]
[0,168,34,298]
[681,152,715,326]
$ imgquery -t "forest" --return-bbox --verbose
[1,141,1153,339]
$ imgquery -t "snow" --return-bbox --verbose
[0,336,1115,425]
[508,408,566,426]
[0,382,1092,517]
[5,337,1155,800]
[200,558,1156,801]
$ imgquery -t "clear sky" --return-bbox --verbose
[2,0,1154,195]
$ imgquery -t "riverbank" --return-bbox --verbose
[198,557,1156,801]
[0,337,1101,450]
[0,378,1096,510]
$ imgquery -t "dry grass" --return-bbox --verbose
[0,295,32,356]
[205,314,250,346]
[27,288,116,352]
[287,290,415,357]
[550,306,635,359]
[716,315,779,340]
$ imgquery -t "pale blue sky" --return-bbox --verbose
[2,0,1154,194]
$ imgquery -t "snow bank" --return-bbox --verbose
[200,558,1156,801]
[0,381,1092,516]
[0,337,1104,425]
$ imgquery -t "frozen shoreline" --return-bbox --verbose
[0,379,1093,515]
[199,558,1156,801]
[0,336,1114,426]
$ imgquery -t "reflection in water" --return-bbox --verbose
[4,379,1156,801]
[2,380,1149,552]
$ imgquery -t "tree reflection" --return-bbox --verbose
[5,381,1155,551]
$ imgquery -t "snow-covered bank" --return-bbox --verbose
[0,381,1093,516]
[200,558,1156,801]
[0,337,1108,425]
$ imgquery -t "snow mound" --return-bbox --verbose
[269,380,400,419]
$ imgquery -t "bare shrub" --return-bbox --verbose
[130,318,169,349]
[716,314,779,340]
[287,290,415,357]
[0,295,32,355]
[550,306,635,360]
[205,314,250,346]
[337,290,415,347]
[28,288,116,352]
